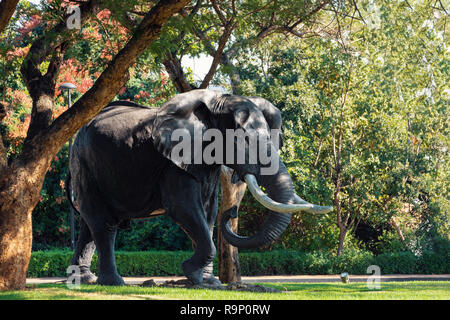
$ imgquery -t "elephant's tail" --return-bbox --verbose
[65,171,81,215]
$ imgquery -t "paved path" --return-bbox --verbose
[27,274,450,285]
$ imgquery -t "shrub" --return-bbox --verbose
[418,250,450,274]
[27,249,449,278]
[114,251,192,276]
[28,250,74,277]
[115,218,191,251]
[28,250,192,278]
[373,252,418,274]
[330,250,375,275]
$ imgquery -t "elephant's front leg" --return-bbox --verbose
[200,249,222,286]
[201,181,222,286]
[160,167,219,285]
[169,205,217,285]
[191,231,221,286]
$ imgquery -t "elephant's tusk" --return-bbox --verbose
[293,194,333,214]
[244,174,314,213]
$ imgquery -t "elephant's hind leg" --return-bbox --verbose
[69,218,97,284]
[89,220,124,286]
[78,196,124,286]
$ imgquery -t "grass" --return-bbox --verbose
[0,281,448,300]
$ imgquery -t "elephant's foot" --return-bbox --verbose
[203,274,222,287]
[79,270,97,284]
[182,260,204,285]
[67,266,97,285]
[96,272,125,286]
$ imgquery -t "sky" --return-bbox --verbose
[181,54,213,83]
[182,55,228,92]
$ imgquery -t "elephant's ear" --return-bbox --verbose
[152,89,223,172]
[246,96,283,149]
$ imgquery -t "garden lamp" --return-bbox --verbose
[340,272,350,283]
[60,82,77,250]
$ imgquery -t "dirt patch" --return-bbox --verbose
[141,279,281,293]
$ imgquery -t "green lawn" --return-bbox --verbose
[0,282,448,300]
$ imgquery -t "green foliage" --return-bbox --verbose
[375,252,419,274]
[419,250,449,274]
[27,249,449,278]
[116,69,175,106]
[28,249,75,277]
[2,1,447,260]
[234,0,448,255]
[32,145,72,250]
[113,251,191,276]
[376,230,411,254]
[27,250,193,277]
[115,217,191,251]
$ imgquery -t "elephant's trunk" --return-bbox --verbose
[220,159,296,249]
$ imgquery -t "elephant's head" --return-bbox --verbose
[152,89,332,249]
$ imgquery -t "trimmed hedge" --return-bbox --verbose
[28,250,192,277]
[27,249,449,278]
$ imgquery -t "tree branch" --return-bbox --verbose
[199,21,234,89]
[389,217,406,242]
[189,19,242,93]
[210,0,227,25]
[20,0,101,142]
[0,0,19,35]
[0,103,7,171]
[18,0,191,164]
[437,0,448,15]
[163,52,195,92]
[21,0,100,85]
[238,0,275,21]
[351,0,365,23]
[293,0,330,28]
[220,52,242,94]
[23,43,69,143]
[161,0,204,92]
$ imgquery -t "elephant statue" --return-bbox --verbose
[66,89,332,286]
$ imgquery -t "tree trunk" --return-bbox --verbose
[390,217,405,242]
[0,155,51,290]
[162,53,195,93]
[337,227,347,256]
[0,103,7,171]
[0,0,19,35]
[217,166,246,283]
[0,0,191,291]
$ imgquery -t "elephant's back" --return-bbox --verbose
[86,101,158,141]
[73,100,162,164]
[70,101,167,216]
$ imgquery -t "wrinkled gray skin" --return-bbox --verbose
[68,89,295,286]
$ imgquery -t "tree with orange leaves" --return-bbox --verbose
[0,0,191,291]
